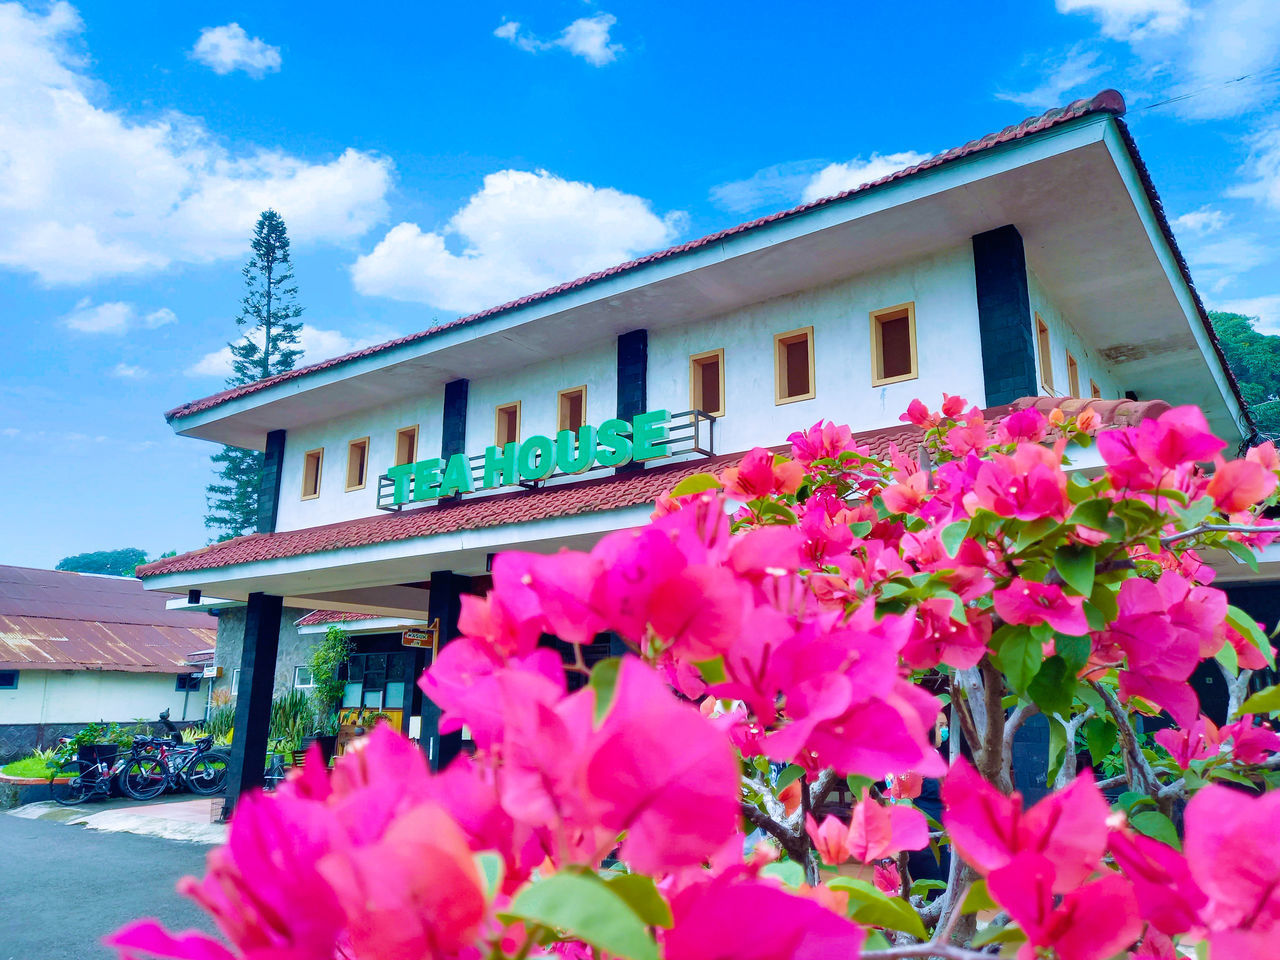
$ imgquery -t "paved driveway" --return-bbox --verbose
[0,813,218,960]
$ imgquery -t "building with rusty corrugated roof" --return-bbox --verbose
[0,565,217,760]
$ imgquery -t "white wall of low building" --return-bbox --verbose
[0,670,203,725]
[1028,269,1122,400]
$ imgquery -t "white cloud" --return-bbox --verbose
[1215,294,1280,334]
[143,307,177,328]
[996,47,1109,109]
[59,298,176,334]
[352,169,685,313]
[110,362,147,379]
[1056,0,1191,39]
[187,324,388,378]
[710,160,828,213]
[495,12,623,65]
[1231,124,1280,211]
[191,23,281,77]
[62,298,134,333]
[801,152,932,203]
[0,3,392,285]
[1172,205,1230,234]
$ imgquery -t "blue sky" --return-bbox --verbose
[1,0,1278,569]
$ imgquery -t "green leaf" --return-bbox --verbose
[1054,633,1091,673]
[1241,685,1280,715]
[694,656,726,686]
[827,877,927,939]
[1069,498,1112,530]
[1215,636,1239,674]
[1053,544,1096,597]
[475,852,504,899]
[910,879,948,896]
[1089,581,1119,622]
[761,859,805,889]
[849,521,872,538]
[972,922,1028,948]
[588,658,622,723]
[994,626,1041,695]
[1047,716,1068,785]
[1084,717,1118,767]
[606,874,673,929]
[961,879,997,914]
[940,520,969,558]
[506,872,658,960]
[756,500,798,524]
[846,774,875,797]
[775,764,805,792]
[1227,605,1275,668]
[669,473,722,497]
[1028,656,1076,718]
[1129,810,1181,849]
[1014,518,1059,554]
[1221,538,1260,572]
[1176,497,1216,529]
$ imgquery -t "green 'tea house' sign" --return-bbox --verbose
[385,409,676,505]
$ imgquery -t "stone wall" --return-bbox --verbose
[209,605,318,702]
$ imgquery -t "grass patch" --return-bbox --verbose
[2,756,60,779]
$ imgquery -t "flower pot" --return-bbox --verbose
[77,743,118,767]
[300,735,337,765]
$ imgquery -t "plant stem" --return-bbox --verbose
[860,943,993,960]
[1161,523,1280,547]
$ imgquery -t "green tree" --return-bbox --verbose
[1209,310,1280,438]
[55,547,149,577]
[205,210,305,541]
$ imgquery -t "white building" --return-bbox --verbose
[139,90,1256,806]
[0,565,217,761]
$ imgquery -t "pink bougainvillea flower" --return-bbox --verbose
[1183,785,1280,956]
[787,420,862,466]
[941,393,968,418]
[1117,671,1201,728]
[873,861,902,895]
[1221,717,1280,764]
[901,598,991,670]
[1207,456,1278,513]
[317,802,488,960]
[942,758,1107,893]
[584,656,739,873]
[899,398,941,429]
[995,407,1048,444]
[846,799,928,862]
[993,578,1090,635]
[1099,405,1225,491]
[720,448,805,500]
[1154,714,1220,769]
[1247,440,1280,471]
[106,922,240,960]
[1107,826,1206,937]
[880,470,931,515]
[987,852,1142,960]
[804,813,852,865]
[889,770,923,800]
[663,875,865,960]
[966,444,1069,521]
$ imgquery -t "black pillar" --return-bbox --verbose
[972,225,1036,406]
[420,571,472,771]
[223,592,282,816]
[442,379,469,460]
[616,329,647,472]
[256,429,287,534]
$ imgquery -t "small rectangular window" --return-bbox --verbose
[495,402,521,448]
[346,437,369,491]
[301,448,323,499]
[176,674,201,692]
[0,670,17,690]
[293,666,315,689]
[1035,315,1054,393]
[557,386,587,433]
[690,349,725,417]
[774,327,815,404]
[1090,379,1102,399]
[394,426,418,466]
[870,303,918,386]
[1066,352,1081,397]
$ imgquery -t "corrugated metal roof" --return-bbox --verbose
[0,566,217,673]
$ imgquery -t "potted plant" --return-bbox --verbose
[302,625,352,764]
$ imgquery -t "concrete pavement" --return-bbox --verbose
[0,813,218,960]
[10,796,228,845]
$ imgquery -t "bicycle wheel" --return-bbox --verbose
[184,753,229,795]
[120,755,168,800]
[49,759,94,806]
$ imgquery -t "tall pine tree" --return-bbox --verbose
[205,210,305,540]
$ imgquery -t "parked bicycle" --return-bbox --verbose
[264,737,290,791]
[48,735,151,806]
[119,734,228,800]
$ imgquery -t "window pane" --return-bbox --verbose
[348,657,365,682]
[362,690,382,708]
[386,654,407,682]
[342,682,362,708]
[699,358,721,414]
[879,315,913,379]
[396,429,416,466]
[384,681,405,707]
[785,338,810,397]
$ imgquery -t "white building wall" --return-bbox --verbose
[649,244,987,452]
[1028,269,1122,400]
[0,670,203,725]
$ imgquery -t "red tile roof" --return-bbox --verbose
[0,566,217,673]
[139,397,1168,580]
[166,91,1152,424]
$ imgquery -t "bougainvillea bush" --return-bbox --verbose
[112,397,1280,960]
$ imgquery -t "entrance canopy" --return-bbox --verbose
[139,397,1173,617]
